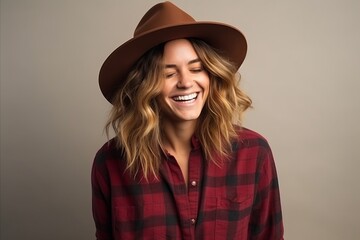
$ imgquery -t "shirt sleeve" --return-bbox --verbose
[91,149,113,240]
[249,143,284,240]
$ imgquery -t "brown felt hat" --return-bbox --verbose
[99,1,247,103]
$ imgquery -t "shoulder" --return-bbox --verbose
[229,127,276,174]
[237,127,267,139]
[91,138,128,185]
[93,138,125,167]
[234,126,271,150]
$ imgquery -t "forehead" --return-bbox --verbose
[162,39,199,63]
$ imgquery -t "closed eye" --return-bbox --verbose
[190,68,203,73]
[165,72,177,79]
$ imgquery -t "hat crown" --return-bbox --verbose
[134,1,195,37]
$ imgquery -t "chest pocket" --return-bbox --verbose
[196,195,252,239]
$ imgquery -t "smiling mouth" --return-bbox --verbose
[172,93,198,102]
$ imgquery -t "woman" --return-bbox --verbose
[92,2,284,239]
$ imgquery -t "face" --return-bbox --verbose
[157,39,210,123]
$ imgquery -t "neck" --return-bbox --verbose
[161,120,196,154]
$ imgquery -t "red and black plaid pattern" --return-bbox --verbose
[92,128,284,240]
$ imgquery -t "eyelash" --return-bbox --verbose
[165,68,203,78]
[192,68,203,73]
[165,73,176,78]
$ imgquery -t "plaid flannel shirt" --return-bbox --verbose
[92,128,284,239]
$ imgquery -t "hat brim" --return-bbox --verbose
[99,22,247,103]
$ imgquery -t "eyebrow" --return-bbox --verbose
[164,58,201,69]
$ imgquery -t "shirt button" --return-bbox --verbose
[191,180,197,187]
[190,218,196,225]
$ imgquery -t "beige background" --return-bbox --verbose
[1,0,360,239]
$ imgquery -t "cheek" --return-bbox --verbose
[160,80,175,96]
[158,90,170,106]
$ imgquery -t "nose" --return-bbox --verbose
[177,71,193,89]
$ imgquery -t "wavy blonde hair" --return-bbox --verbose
[106,39,252,180]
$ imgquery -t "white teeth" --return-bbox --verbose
[173,93,198,101]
